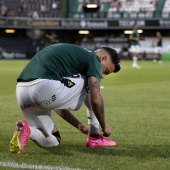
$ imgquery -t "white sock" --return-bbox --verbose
[87,111,100,134]
[29,126,59,147]
[133,56,138,65]
[84,94,100,134]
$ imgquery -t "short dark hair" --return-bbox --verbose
[100,47,121,73]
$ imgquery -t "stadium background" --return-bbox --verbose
[0,0,170,60]
[0,1,170,169]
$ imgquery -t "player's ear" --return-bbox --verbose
[100,55,107,61]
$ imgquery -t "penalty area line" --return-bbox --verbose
[0,161,87,170]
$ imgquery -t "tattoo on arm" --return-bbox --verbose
[92,78,100,94]
[91,78,104,113]
[57,109,81,129]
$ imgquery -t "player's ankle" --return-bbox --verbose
[88,134,100,139]
[52,131,61,143]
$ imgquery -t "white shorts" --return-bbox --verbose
[154,46,162,54]
[16,76,87,137]
[129,45,140,53]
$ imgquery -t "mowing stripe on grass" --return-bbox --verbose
[0,161,88,170]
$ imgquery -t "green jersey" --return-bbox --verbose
[131,29,140,45]
[156,36,162,47]
[18,43,102,81]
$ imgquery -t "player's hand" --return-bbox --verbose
[102,125,112,137]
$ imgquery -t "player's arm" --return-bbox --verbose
[54,109,88,135]
[45,34,52,40]
[46,34,59,43]
[88,76,112,137]
[155,37,160,43]
[52,39,59,43]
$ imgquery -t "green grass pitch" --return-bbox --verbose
[0,60,170,170]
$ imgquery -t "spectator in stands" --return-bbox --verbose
[129,23,141,69]
[32,11,39,19]
[19,3,28,16]
[150,0,157,5]
[6,9,15,17]
[40,4,47,13]
[0,2,7,16]
[52,0,58,9]
[20,3,28,12]
[9,43,120,154]
[153,31,163,64]
[109,0,122,13]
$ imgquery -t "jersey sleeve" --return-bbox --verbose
[86,55,102,80]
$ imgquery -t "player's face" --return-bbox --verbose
[156,32,160,36]
[134,24,138,29]
[101,62,115,79]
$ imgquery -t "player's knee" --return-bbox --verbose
[31,135,60,147]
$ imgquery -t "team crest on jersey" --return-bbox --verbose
[65,79,75,88]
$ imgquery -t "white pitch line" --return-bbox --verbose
[0,161,88,170]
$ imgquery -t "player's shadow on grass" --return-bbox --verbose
[41,143,169,159]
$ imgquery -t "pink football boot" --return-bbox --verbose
[86,135,117,148]
[9,120,30,154]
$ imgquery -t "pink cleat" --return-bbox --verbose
[9,120,30,154]
[86,135,117,148]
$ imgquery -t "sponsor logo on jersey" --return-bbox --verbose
[51,95,56,102]
[20,95,58,110]
[20,99,51,110]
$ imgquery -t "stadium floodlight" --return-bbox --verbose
[124,30,143,34]
[138,30,143,33]
[78,30,89,34]
[86,4,98,8]
[124,30,132,34]
[5,29,15,33]
[83,1,100,12]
